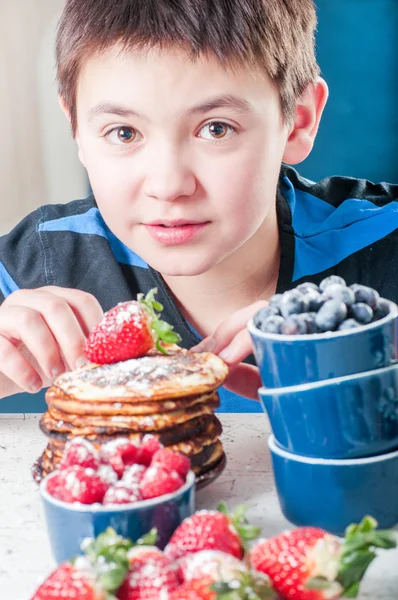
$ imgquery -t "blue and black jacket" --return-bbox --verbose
[1,165,398,412]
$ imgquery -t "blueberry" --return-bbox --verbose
[259,315,285,334]
[298,312,319,334]
[302,289,324,312]
[281,315,307,335]
[321,284,355,307]
[315,299,347,331]
[254,306,281,328]
[338,318,361,331]
[350,302,373,324]
[373,298,391,320]
[268,293,283,310]
[296,282,320,294]
[349,284,380,310]
[280,290,310,318]
[319,275,346,292]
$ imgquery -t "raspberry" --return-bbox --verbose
[152,449,191,479]
[46,466,109,504]
[137,435,163,466]
[140,465,184,500]
[100,438,140,478]
[121,464,147,487]
[59,437,100,471]
[103,482,143,505]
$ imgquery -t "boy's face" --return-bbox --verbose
[75,46,290,276]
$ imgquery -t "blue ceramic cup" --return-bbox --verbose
[269,435,398,536]
[40,471,195,564]
[248,301,398,389]
[259,363,398,460]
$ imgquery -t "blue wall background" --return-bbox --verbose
[1,1,398,413]
[301,0,398,183]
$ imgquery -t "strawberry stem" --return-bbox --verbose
[217,502,262,550]
[138,288,182,353]
[337,516,397,597]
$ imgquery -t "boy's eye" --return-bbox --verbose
[105,126,140,145]
[198,121,236,140]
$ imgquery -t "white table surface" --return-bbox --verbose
[0,413,397,599]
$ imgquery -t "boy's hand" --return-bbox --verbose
[191,301,267,400]
[0,287,103,397]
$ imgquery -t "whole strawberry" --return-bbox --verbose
[250,516,397,600]
[84,288,181,364]
[31,528,157,600]
[177,549,247,583]
[169,572,273,600]
[31,563,102,600]
[117,546,179,599]
[165,502,261,561]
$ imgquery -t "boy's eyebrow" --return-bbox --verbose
[188,94,254,115]
[87,103,144,121]
[87,95,254,121]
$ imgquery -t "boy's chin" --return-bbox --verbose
[145,253,217,277]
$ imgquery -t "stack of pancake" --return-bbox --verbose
[33,349,228,483]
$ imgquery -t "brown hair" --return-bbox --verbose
[56,0,320,135]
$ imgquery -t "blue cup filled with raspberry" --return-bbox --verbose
[248,277,398,389]
[40,436,196,564]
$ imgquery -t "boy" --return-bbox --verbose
[0,0,397,411]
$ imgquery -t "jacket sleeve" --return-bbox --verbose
[0,206,49,304]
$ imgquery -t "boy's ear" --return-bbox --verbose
[282,77,329,165]
[58,95,87,168]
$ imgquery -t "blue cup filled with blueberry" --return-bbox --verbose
[248,276,398,389]
[249,277,398,532]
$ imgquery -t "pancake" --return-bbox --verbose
[45,395,219,432]
[40,412,222,446]
[46,390,216,416]
[47,351,228,403]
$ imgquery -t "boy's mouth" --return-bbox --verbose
[144,220,210,246]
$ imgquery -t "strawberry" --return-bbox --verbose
[165,502,261,561]
[250,516,397,600]
[30,563,102,600]
[32,528,158,600]
[168,577,217,600]
[46,466,109,504]
[100,438,140,478]
[60,437,100,471]
[117,546,179,599]
[103,482,143,505]
[136,435,164,467]
[169,572,273,600]
[177,550,247,583]
[121,464,147,487]
[140,465,184,500]
[84,288,182,364]
[152,448,191,479]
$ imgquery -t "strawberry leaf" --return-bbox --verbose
[337,516,397,596]
[135,528,158,546]
[139,288,182,353]
[217,502,261,548]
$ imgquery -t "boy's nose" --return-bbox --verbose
[142,147,197,202]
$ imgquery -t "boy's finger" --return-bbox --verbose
[218,329,254,364]
[0,307,64,380]
[38,286,104,336]
[0,335,43,393]
[191,300,267,354]
[6,290,87,370]
[224,363,262,400]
